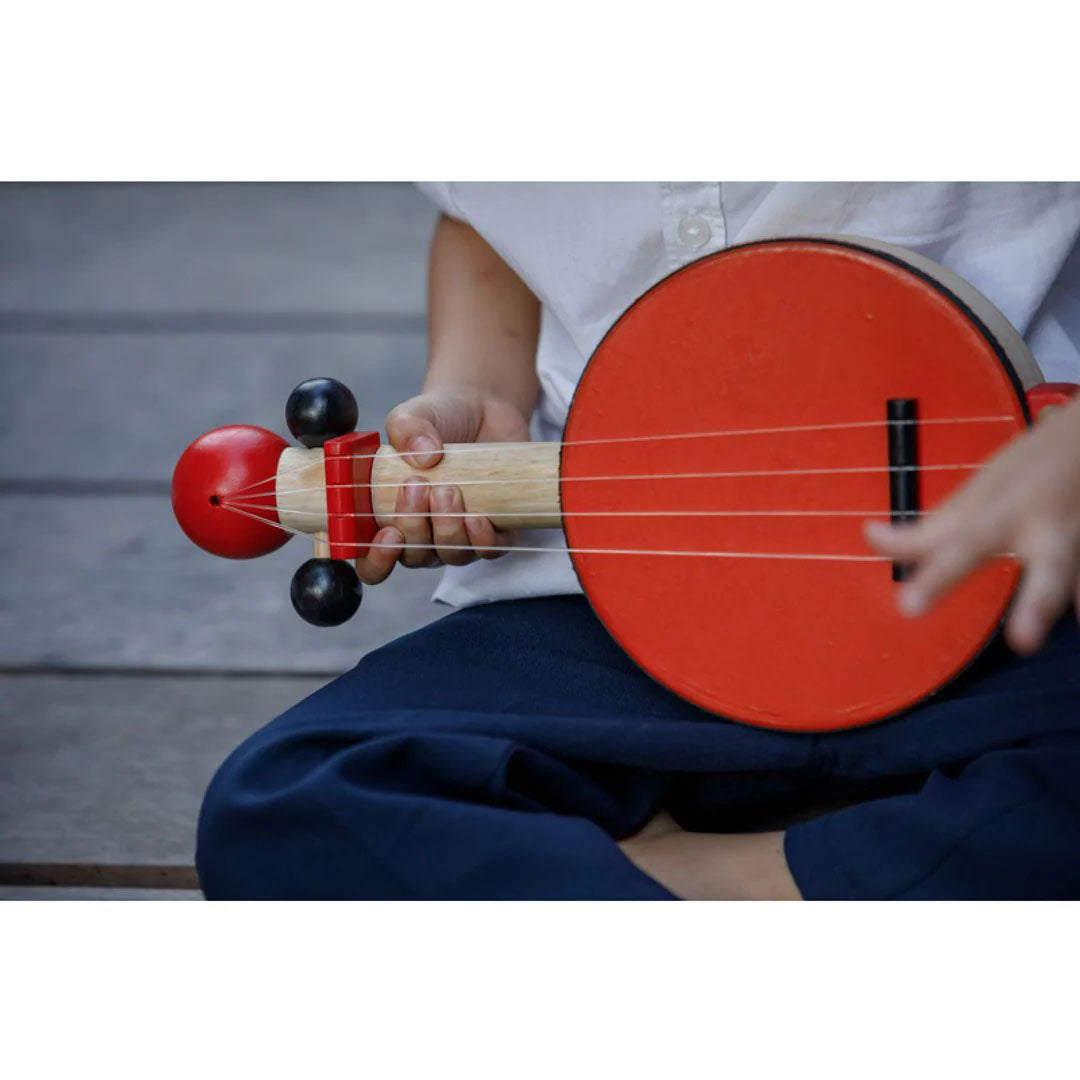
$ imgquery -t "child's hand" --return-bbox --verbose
[355,389,531,585]
[865,394,1080,655]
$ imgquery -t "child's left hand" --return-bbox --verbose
[865,393,1080,655]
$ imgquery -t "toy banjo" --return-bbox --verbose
[172,237,1076,734]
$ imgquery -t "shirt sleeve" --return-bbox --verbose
[414,182,465,221]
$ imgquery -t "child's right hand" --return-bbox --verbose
[355,389,531,585]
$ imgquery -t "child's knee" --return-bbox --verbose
[194,719,406,900]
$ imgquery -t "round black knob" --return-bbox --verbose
[285,378,359,448]
[289,558,362,626]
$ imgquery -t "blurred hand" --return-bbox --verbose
[355,389,530,585]
[865,395,1080,655]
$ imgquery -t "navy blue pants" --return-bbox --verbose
[197,596,1080,899]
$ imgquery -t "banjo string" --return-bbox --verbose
[251,461,985,502]
[218,501,981,562]
[224,413,1015,497]
[221,503,909,520]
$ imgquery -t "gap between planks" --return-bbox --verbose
[0,862,201,890]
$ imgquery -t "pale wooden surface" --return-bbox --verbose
[0,331,428,484]
[0,675,328,864]
[0,182,434,315]
[372,442,561,528]
[0,183,444,894]
[0,493,443,671]
[0,888,201,900]
[275,441,562,534]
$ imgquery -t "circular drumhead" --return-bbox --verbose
[561,239,1027,731]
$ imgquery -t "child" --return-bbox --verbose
[196,183,1080,899]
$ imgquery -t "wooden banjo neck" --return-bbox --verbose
[171,375,569,627]
[275,440,561,537]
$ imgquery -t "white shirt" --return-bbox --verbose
[416,182,1080,609]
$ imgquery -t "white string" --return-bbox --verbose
[250,460,984,501]
[225,503,902,520]
[218,502,319,537]
[220,475,278,497]
[218,501,893,562]
[227,412,1015,497]
[370,544,890,562]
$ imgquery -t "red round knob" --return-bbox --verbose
[172,425,291,559]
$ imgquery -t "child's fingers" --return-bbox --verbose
[1004,538,1078,655]
[355,527,404,585]
[863,511,960,559]
[863,518,927,558]
[385,394,489,469]
[395,477,441,568]
[429,485,475,566]
[867,506,1006,617]
[385,407,444,469]
[464,514,516,559]
[894,533,993,617]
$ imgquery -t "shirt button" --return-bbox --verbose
[677,214,711,249]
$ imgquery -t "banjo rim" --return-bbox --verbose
[558,235,1037,731]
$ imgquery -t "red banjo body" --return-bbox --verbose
[172,237,1076,733]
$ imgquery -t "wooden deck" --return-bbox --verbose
[0,183,443,898]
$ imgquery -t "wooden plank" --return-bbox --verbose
[0,336,444,671]
[0,182,436,316]
[0,183,454,888]
[0,493,443,671]
[0,332,443,671]
[0,330,427,482]
[0,674,329,864]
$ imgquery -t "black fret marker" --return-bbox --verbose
[887,398,920,582]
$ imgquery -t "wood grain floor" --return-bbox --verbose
[0,183,443,898]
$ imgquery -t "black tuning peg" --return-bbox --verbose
[285,377,359,448]
[290,558,362,626]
